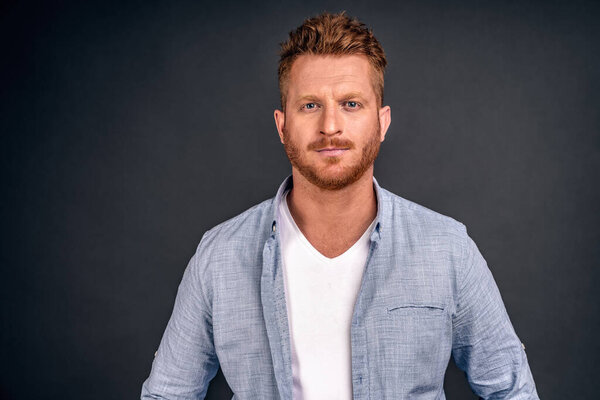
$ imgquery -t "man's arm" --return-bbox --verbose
[141,238,219,399]
[452,233,539,399]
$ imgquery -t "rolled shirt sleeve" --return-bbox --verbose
[452,234,539,399]
[141,237,219,400]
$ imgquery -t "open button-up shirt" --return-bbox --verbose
[141,176,539,399]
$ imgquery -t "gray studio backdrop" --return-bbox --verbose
[1,0,599,399]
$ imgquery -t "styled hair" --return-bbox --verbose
[278,11,387,110]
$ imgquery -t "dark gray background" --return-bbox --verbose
[1,0,598,399]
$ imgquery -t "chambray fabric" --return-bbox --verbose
[141,176,539,400]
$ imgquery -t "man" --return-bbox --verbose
[141,12,539,400]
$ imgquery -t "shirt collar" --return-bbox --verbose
[270,175,383,243]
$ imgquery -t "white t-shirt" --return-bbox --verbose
[278,191,375,400]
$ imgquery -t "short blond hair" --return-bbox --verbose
[278,12,387,110]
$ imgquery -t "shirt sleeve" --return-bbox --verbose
[141,237,219,400]
[451,233,539,399]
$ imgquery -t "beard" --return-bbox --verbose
[282,120,381,190]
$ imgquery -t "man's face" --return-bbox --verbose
[274,54,391,190]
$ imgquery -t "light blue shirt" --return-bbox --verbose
[141,176,539,399]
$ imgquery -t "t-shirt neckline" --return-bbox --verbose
[280,190,376,264]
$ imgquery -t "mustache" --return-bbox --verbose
[307,137,355,151]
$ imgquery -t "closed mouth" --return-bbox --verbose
[316,147,349,152]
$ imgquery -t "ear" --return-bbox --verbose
[274,109,286,144]
[378,105,391,142]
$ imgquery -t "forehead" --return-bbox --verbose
[287,54,376,98]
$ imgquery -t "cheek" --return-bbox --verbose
[285,120,312,141]
[283,127,305,149]
[347,116,377,137]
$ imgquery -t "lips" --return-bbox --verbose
[316,147,349,156]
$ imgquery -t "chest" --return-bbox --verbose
[211,239,456,399]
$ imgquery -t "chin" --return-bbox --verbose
[306,168,366,191]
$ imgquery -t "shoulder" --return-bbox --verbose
[175,197,275,311]
[378,186,469,251]
[197,196,275,253]
[377,186,476,298]
[184,196,276,286]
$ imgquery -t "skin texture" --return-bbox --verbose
[274,54,391,257]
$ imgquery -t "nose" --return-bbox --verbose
[319,106,342,136]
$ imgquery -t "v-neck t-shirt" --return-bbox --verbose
[278,191,376,400]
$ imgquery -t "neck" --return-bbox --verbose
[287,167,377,240]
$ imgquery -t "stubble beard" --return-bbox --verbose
[282,120,381,191]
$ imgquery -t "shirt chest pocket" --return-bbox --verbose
[365,303,453,383]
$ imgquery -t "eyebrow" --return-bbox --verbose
[295,95,321,104]
[339,92,368,103]
[293,92,369,105]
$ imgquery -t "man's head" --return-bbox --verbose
[274,12,391,191]
[278,12,387,111]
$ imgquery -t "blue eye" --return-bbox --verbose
[347,101,357,107]
[305,103,316,109]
